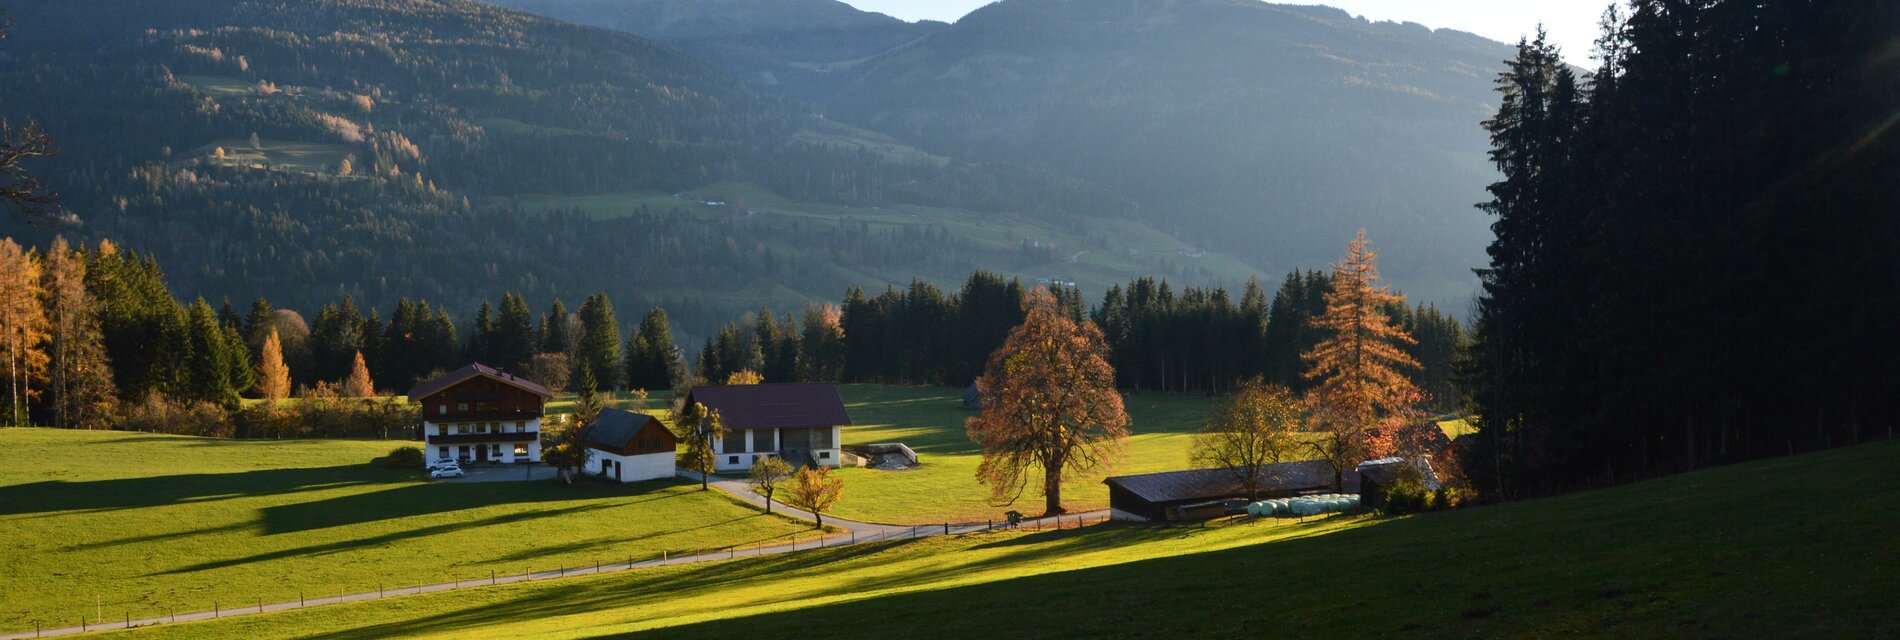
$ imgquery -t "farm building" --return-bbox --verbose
[584,409,678,483]
[1104,460,1353,522]
[407,363,552,465]
[1356,457,1442,508]
[682,383,852,472]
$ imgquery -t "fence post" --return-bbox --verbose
[300,591,305,608]
[851,530,856,544]
[662,550,668,565]
[124,611,129,629]
[214,601,218,618]
[379,582,384,598]
[944,523,949,535]
[491,569,496,585]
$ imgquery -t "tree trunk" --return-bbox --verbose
[1044,465,1064,516]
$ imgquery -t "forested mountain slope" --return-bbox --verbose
[812,0,1514,305]
[0,0,1188,333]
[486,0,1516,306]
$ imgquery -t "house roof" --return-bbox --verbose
[1103,460,1348,504]
[682,383,852,431]
[406,363,553,401]
[585,408,671,449]
[1356,456,1442,490]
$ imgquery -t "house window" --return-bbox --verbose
[458,445,471,458]
[437,425,447,436]
[489,422,499,432]
[819,451,831,459]
[516,421,527,432]
[457,424,469,434]
[490,444,501,458]
[438,404,447,415]
[457,402,468,411]
[513,444,528,457]
[438,446,449,459]
[728,455,739,465]
[477,423,489,434]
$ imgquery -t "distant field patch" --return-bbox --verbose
[176,74,255,97]
[184,139,353,173]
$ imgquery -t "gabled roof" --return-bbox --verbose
[1103,460,1346,504]
[682,383,852,431]
[585,408,672,449]
[1356,456,1441,490]
[405,362,553,401]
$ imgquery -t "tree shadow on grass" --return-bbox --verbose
[151,502,624,575]
[0,465,395,517]
[252,477,694,535]
[290,539,924,640]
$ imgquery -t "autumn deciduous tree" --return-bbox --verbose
[675,401,726,491]
[343,351,375,398]
[0,238,47,426]
[725,370,763,385]
[257,328,292,401]
[748,455,793,514]
[967,288,1129,516]
[1190,377,1305,500]
[784,465,844,528]
[1302,230,1420,488]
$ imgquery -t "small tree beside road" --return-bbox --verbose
[785,465,845,528]
[676,401,726,491]
[748,456,794,514]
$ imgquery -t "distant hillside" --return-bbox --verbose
[0,0,1213,334]
[482,0,948,88]
[487,0,1516,307]
[812,0,1514,305]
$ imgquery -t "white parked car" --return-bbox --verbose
[429,467,465,479]
[427,458,460,471]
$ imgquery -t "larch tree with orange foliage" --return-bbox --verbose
[1302,230,1422,488]
[343,350,375,398]
[257,328,292,401]
[967,287,1129,516]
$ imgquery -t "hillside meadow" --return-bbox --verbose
[0,429,811,632]
[97,437,1900,639]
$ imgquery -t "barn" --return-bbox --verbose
[681,383,852,472]
[583,409,678,483]
[1104,460,1353,522]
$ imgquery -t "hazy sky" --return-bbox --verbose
[842,0,1612,63]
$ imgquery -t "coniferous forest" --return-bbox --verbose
[1461,0,1900,497]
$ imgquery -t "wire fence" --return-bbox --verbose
[1,513,1114,639]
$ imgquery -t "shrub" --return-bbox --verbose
[385,445,425,469]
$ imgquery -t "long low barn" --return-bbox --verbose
[1104,460,1356,522]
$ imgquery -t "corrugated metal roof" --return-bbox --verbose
[585,408,669,449]
[405,362,553,401]
[1103,460,1348,504]
[682,383,852,431]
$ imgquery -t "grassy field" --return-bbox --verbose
[829,385,1213,524]
[183,139,353,173]
[101,438,1900,639]
[0,429,814,632]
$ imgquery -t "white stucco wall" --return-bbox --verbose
[594,450,674,483]
[421,418,542,463]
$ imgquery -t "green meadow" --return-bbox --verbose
[0,429,810,632]
[102,438,1899,639]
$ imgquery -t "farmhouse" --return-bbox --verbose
[407,363,552,464]
[682,383,852,473]
[584,408,678,483]
[1104,460,1351,522]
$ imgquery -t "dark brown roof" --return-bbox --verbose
[406,363,553,402]
[585,409,674,449]
[1103,460,1349,504]
[681,383,852,431]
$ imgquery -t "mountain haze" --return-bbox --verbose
[486,0,1515,306]
[483,0,949,88]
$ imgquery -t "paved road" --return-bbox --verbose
[1,469,1108,639]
